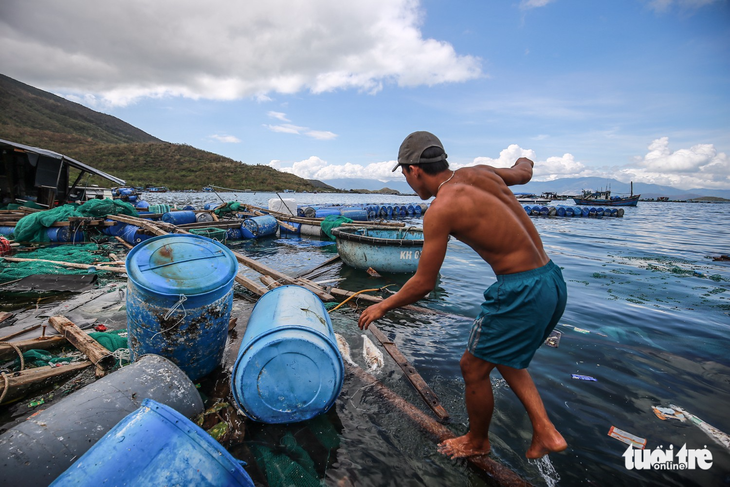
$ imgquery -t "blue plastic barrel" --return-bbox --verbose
[241,215,278,239]
[101,219,126,236]
[556,206,566,217]
[121,224,152,245]
[203,202,220,210]
[315,208,341,218]
[596,207,605,217]
[406,205,415,216]
[0,355,203,487]
[226,227,243,240]
[414,205,422,217]
[231,285,344,424]
[51,398,254,487]
[581,207,590,217]
[136,200,150,211]
[0,226,15,236]
[340,208,368,221]
[280,221,301,235]
[162,210,197,225]
[127,195,138,203]
[46,227,84,242]
[126,234,238,381]
[565,207,574,217]
[588,207,597,217]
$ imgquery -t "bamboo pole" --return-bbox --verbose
[1,257,126,274]
[348,365,532,487]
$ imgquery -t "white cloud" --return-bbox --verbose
[209,134,241,143]
[647,0,719,13]
[264,124,306,135]
[520,0,556,10]
[267,111,290,122]
[0,0,482,106]
[270,138,730,190]
[618,137,730,189]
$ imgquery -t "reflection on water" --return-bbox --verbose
[149,193,730,486]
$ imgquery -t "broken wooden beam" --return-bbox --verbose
[368,323,449,421]
[1,257,126,274]
[0,336,66,362]
[348,365,531,487]
[48,316,115,376]
[0,361,93,405]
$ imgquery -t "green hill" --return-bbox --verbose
[0,73,335,192]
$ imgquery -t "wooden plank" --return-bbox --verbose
[259,275,279,289]
[232,250,335,301]
[0,336,66,361]
[0,361,93,405]
[48,316,115,374]
[234,274,267,296]
[368,324,449,421]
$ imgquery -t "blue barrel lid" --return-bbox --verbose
[126,234,237,296]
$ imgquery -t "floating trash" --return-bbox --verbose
[608,426,647,449]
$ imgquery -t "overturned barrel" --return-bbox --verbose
[0,355,203,487]
[51,398,253,487]
[126,234,238,381]
[232,285,344,424]
[162,210,197,225]
[241,215,278,239]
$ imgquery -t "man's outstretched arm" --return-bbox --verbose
[494,157,534,186]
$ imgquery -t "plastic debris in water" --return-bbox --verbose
[651,406,686,422]
[29,399,45,408]
[335,333,358,367]
[670,405,730,450]
[571,374,597,381]
[366,267,381,277]
[362,335,384,371]
[608,426,647,449]
[545,330,562,348]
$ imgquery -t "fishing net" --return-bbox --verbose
[12,200,138,243]
[320,216,353,241]
[189,228,227,243]
[0,243,116,283]
[250,433,321,487]
[214,201,242,215]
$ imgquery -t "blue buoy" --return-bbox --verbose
[120,224,152,246]
[231,285,344,424]
[50,399,254,487]
[340,208,368,221]
[126,234,238,381]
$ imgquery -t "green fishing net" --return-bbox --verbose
[12,200,138,243]
[189,228,227,242]
[0,243,115,283]
[250,432,321,487]
[320,215,353,241]
[213,201,242,215]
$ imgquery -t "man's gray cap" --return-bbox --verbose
[392,131,447,172]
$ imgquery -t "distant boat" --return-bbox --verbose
[573,182,640,206]
[514,192,553,205]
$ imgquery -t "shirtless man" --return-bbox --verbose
[358,131,568,459]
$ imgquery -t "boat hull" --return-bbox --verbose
[573,195,640,206]
[332,226,424,273]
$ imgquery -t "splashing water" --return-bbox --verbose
[529,456,560,487]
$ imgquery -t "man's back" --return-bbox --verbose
[427,164,549,275]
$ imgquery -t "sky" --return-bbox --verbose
[1,0,729,190]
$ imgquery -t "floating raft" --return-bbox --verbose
[297,203,429,221]
[523,205,625,218]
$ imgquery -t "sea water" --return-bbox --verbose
[146,192,730,486]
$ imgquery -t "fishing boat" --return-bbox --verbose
[513,192,552,205]
[573,182,640,206]
[331,226,424,273]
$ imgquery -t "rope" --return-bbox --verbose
[0,340,24,404]
[329,285,395,312]
[152,294,188,339]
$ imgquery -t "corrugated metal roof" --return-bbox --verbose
[0,137,125,185]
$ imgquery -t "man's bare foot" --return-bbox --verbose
[437,435,491,459]
[525,428,567,459]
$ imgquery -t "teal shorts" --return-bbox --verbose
[467,260,567,369]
